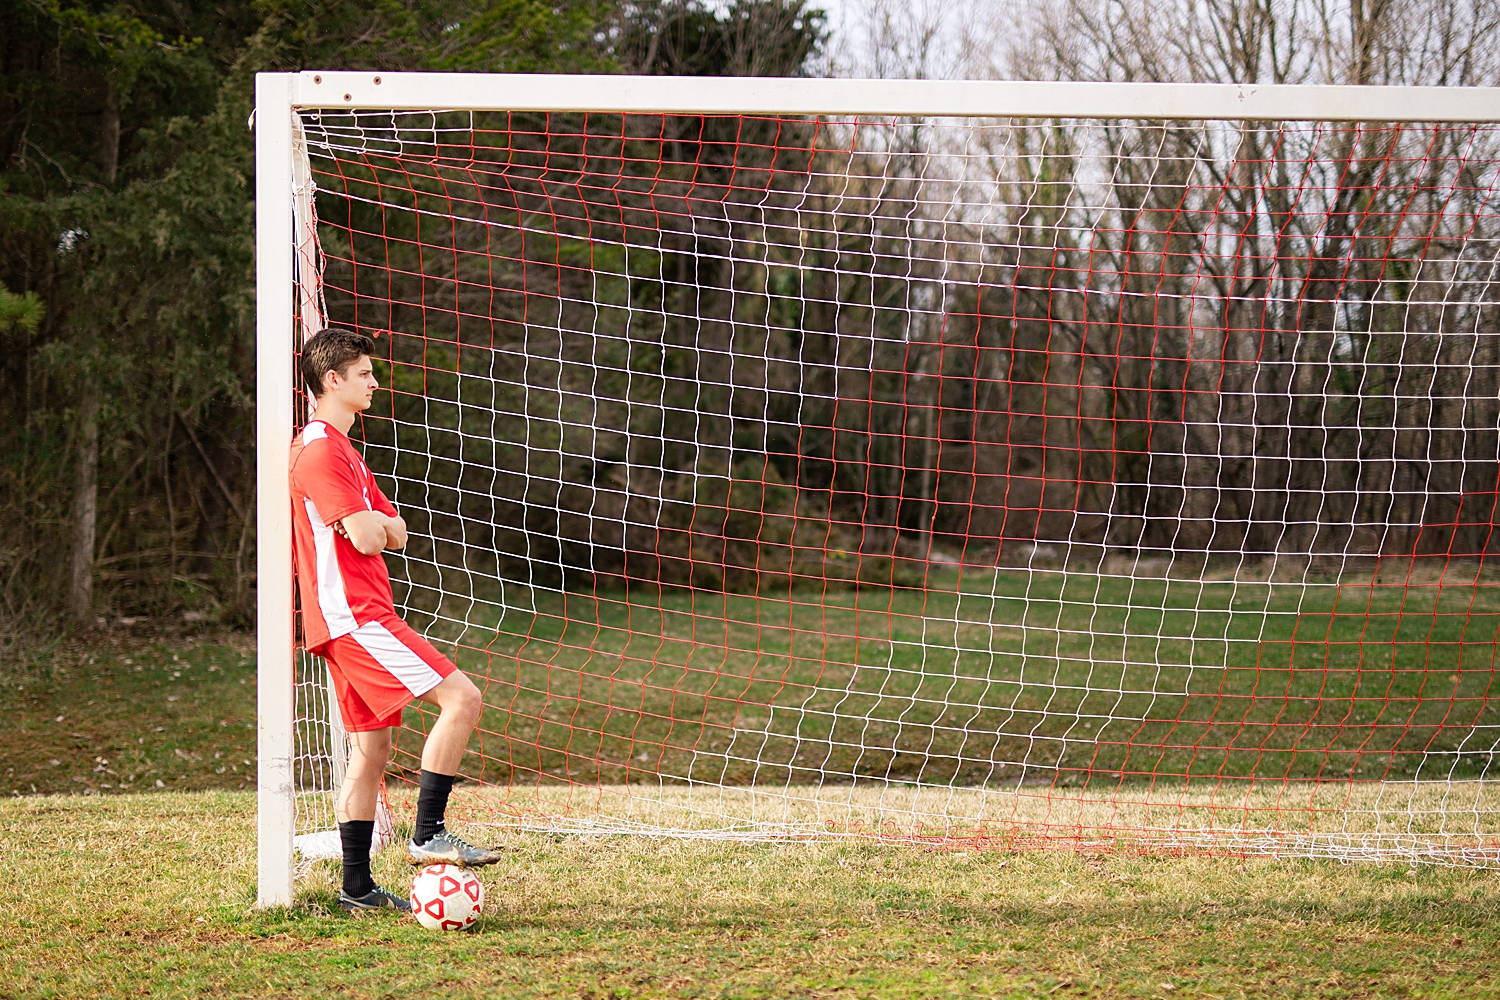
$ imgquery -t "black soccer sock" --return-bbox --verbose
[413,770,455,844]
[339,819,376,898]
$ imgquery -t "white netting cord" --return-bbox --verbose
[291,650,337,843]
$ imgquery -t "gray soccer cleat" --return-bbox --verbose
[406,829,505,868]
[338,884,413,913]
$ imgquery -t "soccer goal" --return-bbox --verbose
[255,71,1500,905]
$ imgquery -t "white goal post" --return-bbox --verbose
[255,71,1500,907]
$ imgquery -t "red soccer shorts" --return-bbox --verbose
[317,615,457,732]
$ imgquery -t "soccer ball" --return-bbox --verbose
[409,863,484,931]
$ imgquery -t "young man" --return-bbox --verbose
[290,327,502,913]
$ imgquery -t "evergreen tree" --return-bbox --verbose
[0,0,825,644]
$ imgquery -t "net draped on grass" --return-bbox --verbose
[287,105,1500,866]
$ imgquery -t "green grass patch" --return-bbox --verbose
[1,634,257,797]
[392,567,1500,786]
[4,791,1500,999]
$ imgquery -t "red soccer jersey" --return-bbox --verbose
[289,420,400,650]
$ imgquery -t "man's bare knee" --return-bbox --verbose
[447,675,483,727]
[336,727,392,822]
[424,672,483,727]
[353,728,393,750]
[348,728,392,760]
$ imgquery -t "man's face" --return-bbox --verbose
[325,354,378,411]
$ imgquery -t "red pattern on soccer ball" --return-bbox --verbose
[410,862,484,931]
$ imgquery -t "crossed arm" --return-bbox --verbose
[336,509,408,556]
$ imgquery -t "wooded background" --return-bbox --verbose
[5,0,1500,649]
[0,0,825,645]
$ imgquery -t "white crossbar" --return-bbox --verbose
[285,71,1500,122]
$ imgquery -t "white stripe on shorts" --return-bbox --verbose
[349,620,446,698]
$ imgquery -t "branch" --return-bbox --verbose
[175,412,247,522]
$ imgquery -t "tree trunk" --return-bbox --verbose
[69,392,100,623]
[97,85,119,184]
[919,364,938,555]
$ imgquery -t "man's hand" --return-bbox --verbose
[338,510,405,556]
[382,513,408,551]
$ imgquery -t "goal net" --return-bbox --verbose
[259,74,1500,891]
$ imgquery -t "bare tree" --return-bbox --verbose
[69,391,99,622]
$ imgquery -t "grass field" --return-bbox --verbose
[6,631,1500,997]
[5,790,1500,999]
[2,632,257,798]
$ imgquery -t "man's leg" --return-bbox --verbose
[406,670,502,866]
[410,671,483,845]
[416,670,484,776]
[337,727,392,900]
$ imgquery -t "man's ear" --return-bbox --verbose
[322,369,339,395]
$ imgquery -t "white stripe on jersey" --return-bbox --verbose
[305,498,359,639]
[349,620,446,697]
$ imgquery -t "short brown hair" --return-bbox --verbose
[301,327,375,398]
